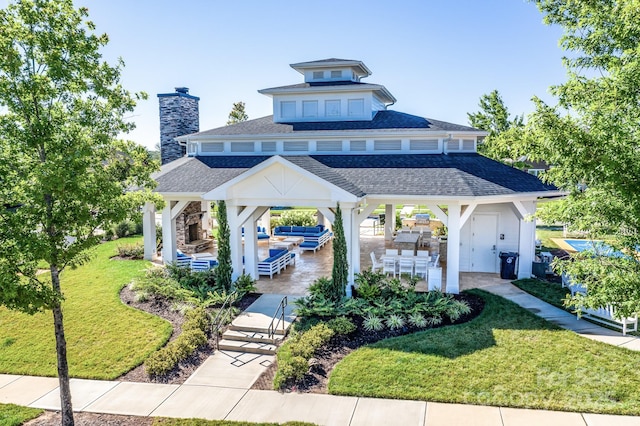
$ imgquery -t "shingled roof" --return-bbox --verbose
[183,111,480,138]
[153,153,557,197]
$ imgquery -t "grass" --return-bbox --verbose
[0,237,172,380]
[328,289,640,415]
[0,403,42,426]
[512,278,570,310]
[535,225,564,250]
[154,419,316,426]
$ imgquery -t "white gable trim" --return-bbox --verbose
[201,155,359,204]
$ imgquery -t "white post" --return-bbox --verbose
[446,203,461,294]
[201,201,212,238]
[517,201,537,279]
[226,203,243,281]
[143,202,156,261]
[244,216,258,279]
[161,202,176,264]
[385,204,395,241]
[260,208,271,235]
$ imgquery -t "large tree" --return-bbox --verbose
[0,1,157,424]
[331,203,348,301]
[528,0,640,317]
[467,89,526,164]
[226,101,248,125]
[214,200,232,292]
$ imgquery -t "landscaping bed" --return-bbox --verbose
[119,285,260,384]
[252,292,484,393]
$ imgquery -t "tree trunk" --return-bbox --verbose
[51,266,74,426]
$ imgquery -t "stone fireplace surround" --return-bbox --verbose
[176,201,205,250]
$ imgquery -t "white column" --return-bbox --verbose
[161,202,176,264]
[446,203,461,294]
[385,204,395,241]
[341,206,355,297]
[260,209,271,235]
[517,201,537,279]
[201,201,212,238]
[143,202,156,261]
[316,209,325,228]
[226,204,243,280]
[244,216,258,279]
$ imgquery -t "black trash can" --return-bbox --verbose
[499,252,519,279]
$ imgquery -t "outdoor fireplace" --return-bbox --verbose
[188,223,199,243]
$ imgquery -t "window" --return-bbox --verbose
[350,140,366,151]
[325,100,341,117]
[410,139,439,150]
[281,101,295,118]
[348,98,364,116]
[316,140,342,152]
[261,141,276,152]
[313,71,324,80]
[302,100,318,117]
[284,141,308,151]
[462,139,475,150]
[230,142,254,152]
[374,140,401,150]
[201,142,224,152]
[447,139,460,151]
[330,70,342,79]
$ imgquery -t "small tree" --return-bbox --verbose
[331,203,348,301]
[215,200,232,292]
[0,1,157,425]
[226,101,248,125]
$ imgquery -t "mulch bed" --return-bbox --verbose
[252,292,485,393]
[118,285,260,384]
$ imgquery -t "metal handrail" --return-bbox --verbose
[212,291,237,351]
[267,296,288,341]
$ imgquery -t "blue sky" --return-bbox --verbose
[6,0,568,149]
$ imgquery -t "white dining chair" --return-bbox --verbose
[401,249,414,256]
[383,257,396,277]
[386,248,399,256]
[399,257,414,277]
[431,254,440,267]
[417,250,430,258]
[414,258,429,279]
[370,252,383,272]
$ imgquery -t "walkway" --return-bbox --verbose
[3,285,640,425]
[484,283,640,351]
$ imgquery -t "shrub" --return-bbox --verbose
[446,299,472,321]
[408,312,427,328]
[289,323,334,358]
[274,355,308,389]
[386,314,406,330]
[233,273,256,298]
[327,316,356,335]
[166,263,219,300]
[131,267,197,304]
[308,276,333,299]
[277,210,315,227]
[144,307,209,377]
[292,316,322,334]
[115,219,137,238]
[117,243,144,259]
[363,314,384,331]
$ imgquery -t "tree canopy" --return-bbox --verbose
[529,0,640,317]
[226,101,248,125]
[467,89,526,164]
[0,1,157,424]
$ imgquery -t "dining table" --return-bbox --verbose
[393,232,421,255]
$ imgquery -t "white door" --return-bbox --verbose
[470,213,498,273]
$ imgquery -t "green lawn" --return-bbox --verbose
[329,289,640,415]
[512,278,571,310]
[535,225,564,250]
[0,403,42,426]
[0,237,172,379]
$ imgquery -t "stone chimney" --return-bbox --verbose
[158,87,200,165]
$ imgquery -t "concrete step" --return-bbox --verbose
[222,329,284,344]
[217,339,278,355]
[228,324,288,335]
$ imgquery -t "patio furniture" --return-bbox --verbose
[282,236,304,245]
[428,266,442,291]
[401,249,414,256]
[417,250,430,258]
[272,241,294,251]
[370,252,383,272]
[386,248,399,256]
[398,257,414,277]
[414,257,429,279]
[394,232,420,255]
[191,259,215,272]
[383,257,396,277]
[258,249,290,278]
[431,254,440,267]
[174,257,192,268]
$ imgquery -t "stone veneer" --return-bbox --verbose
[158,87,200,165]
[176,201,205,249]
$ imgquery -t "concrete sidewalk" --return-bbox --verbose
[1,373,639,425]
[484,283,640,351]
